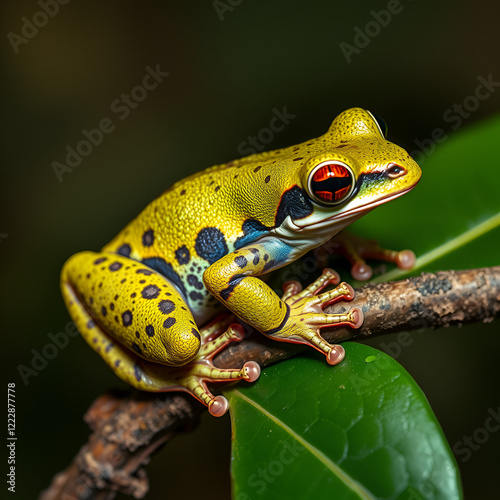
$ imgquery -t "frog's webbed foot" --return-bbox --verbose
[270,269,363,366]
[138,315,260,417]
[326,232,416,281]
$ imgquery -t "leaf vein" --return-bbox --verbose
[372,212,500,283]
[231,389,375,499]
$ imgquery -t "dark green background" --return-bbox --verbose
[1,1,499,499]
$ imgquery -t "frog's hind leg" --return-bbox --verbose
[61,251,260,416]
[61,251,202,366]
[61,251,202,386]
[61,278,156,390]
[325,232,416,280]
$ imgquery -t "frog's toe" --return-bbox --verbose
[305,281,355,309]
[349,307,364,328]
[185,361,261,416]
[310,306,363,330]
[142,356,261,417]
[209,396,229,417]
[351,261,373,281]
[242,361,261,382]
[395,249,416,270]
[281,280,303,302]
[299,328,346,366]
[301,268,340,296]
[326,344,345,366]
[329,232,417,280]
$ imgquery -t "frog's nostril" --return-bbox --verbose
[387,164,406,179]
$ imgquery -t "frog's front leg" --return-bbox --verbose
[325,232,416,281]
[61,252,259,416]
[204,242,363,365]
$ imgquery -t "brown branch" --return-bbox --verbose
[40,391,202,500]
[218,265,500,367]
[40,266,500,500]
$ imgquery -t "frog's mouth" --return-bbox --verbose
[295,185,415,231]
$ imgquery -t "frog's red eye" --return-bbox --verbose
[308,162,355,205]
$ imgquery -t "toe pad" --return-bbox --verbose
[396,250,416,270]
[209,395,229,417]
[243,361,261,382]
[327,345,345,365]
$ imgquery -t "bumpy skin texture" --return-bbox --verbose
[61,108,422,415]
[62,252,201,366]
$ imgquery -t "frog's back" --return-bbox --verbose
[104,160,268,260]
[102,140,318,264]
[100,133,340,318]
[101,157,283,319]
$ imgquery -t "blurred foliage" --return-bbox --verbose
[1,1,499,499]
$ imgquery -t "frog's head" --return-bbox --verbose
[294,107,422,232]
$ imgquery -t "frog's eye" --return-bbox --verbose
[368,111,388,138]
[308,161,355,205]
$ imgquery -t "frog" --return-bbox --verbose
[61,107,422,416]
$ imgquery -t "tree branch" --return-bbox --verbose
[40,266,500,500]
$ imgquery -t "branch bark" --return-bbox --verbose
[40,266,500,500]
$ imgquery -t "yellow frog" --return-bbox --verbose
[61,108,421,416]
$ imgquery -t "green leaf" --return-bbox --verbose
[349,115,500,283]
[226,343,462,500]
